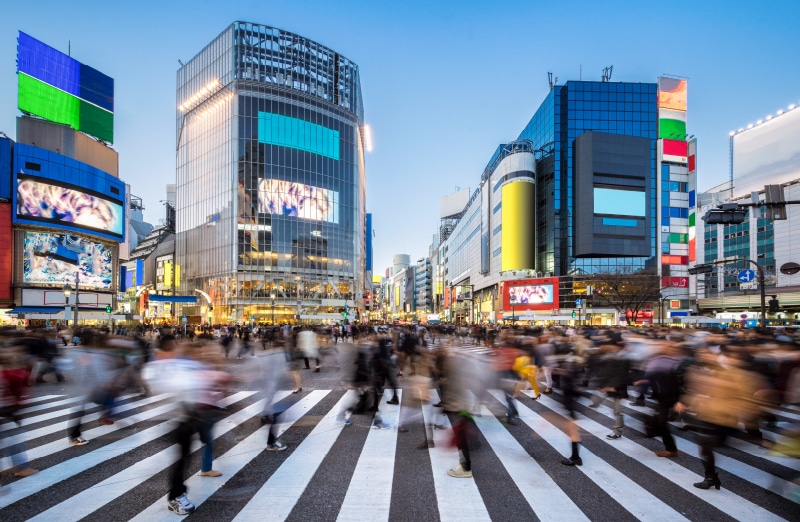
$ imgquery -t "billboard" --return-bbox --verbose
[732,106,800,198]
[17,32,114,143]
[257,179,339,223]
[657,78,687,112]
[505,277,559,311]
[16,176,124,238]
[501,180,535,271]
[23,231,113,289]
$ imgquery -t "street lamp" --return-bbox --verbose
[270,290,276,325]
[63,272,80,328]
[510,293,517,326]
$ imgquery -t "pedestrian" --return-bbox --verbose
[675,347,766,490]
[557,356,584,466]
[635,343,686,457]
[592,340,630,440]
[297,326,320,372]
[0,333,39,480]
[256,342,291,451]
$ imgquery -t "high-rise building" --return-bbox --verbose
[175,22,367,325]
[440,77,695,326]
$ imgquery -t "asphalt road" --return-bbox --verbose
[0,337,798,521]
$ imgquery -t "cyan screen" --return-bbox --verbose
[258,111,339,160]
[594,188,645,217]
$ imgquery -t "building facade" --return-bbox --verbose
[175,22,368,325]
[439,77,695,326]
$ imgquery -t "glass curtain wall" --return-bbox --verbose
[176,22,366,325]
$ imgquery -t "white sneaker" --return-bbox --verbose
[447,464,473,478]
[267,441,287,451]
[168,493,195,515]
[69,437,89,446]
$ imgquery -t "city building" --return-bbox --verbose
[1,32,126,327]
[414,256,432,320]
[438,75,695,326]
[691,102,800,326]
[174,21,368,325]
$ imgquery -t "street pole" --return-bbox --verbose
[73,272,80,328]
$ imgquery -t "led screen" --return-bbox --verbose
[594,188,645,217]
[257,179,339,223]
[657,78,687,112]
[509,284,554,305]
[733,107,800,198]
[17,31,114,143]
[23,231,112,289]
[16,176,124,237]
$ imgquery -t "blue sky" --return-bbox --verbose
[2,1,799,274]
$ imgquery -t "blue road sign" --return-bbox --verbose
[737,269,756,283]
[576,299,583,307]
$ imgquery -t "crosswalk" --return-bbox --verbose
[1,385,798,520]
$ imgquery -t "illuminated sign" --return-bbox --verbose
[16,176,124,238]
[594,188,645,217]
[17,31,114,143]
[257,179,339,223]
[23,231,112,289]
[657,78,687,112]
[258,112,339,160]
[509,284,554,305]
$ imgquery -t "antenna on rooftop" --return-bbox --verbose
[548,72,558,90]
[601,65,613,82]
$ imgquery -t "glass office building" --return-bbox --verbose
[176,22,367,324]
[517,81,659,277]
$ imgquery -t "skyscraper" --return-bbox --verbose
[176,22,367,325]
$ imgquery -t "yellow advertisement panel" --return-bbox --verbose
[501,181,535,271]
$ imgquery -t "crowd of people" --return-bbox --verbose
[1,322,798,514]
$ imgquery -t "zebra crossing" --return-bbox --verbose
[1,384,798,520]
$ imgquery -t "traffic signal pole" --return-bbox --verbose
[690,257,766,329]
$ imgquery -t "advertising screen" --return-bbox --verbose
[733,107,800,198]
[257,179,338,223]
[657,78,687,112]
[509,284,554,305]
[23,231,113,289]
[594,188,645,216]
[16,176,124,238]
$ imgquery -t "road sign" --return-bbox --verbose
[737,269,756,283]
[575,299,582,307]
[740,282,756,290]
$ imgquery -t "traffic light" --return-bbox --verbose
[105,305,112,314]
[571,310,577,318]
[768,297,780,313]
[702,203,747,225]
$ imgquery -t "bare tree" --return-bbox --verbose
[590,268,661,320]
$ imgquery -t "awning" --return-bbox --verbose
[147,295,197,303]
[6,307,65,316]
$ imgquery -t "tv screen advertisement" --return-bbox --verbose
[15,175,124,239]
[257,179,339,223]
[506,278,559,311]
[23,231,113,289]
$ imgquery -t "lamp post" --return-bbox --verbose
[63,272,80,328]
[270,290,276,325]
[510,293,517,326]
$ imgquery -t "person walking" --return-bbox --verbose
[675,347,766,490]
[593,340,630,440]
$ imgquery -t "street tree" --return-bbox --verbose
[590,268,661,320]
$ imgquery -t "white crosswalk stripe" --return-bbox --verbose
[0,385,796,521]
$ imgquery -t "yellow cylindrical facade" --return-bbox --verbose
[501,180,535,271]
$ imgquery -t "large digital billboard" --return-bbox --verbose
[257,179,339,223]
[17,31,114,143]
[509,284,554,305]
[16,176,124,238]
[594,187,645,217]
[505,277,560,311]
[23,231,113,289]
[733,106,800,198]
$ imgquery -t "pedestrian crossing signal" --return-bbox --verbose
[105,305,112,314]
[571,310,576,318]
